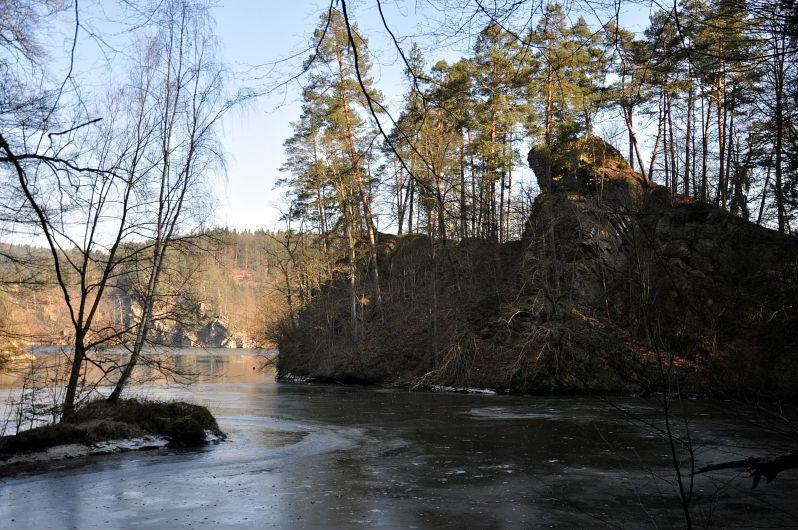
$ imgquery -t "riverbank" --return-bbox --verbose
[0,399,225,473]
[276,371,726,402]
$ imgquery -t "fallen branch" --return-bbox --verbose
[694,451,798,489]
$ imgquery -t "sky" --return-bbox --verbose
[209,1,332,232]
[208,0,483,232]
[37,1,655,236]
[205,1,654,233]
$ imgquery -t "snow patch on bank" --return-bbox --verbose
[90,435,171,454]
[276,373,310,384]
[426,384,497,395]
[0,429,223,470]
[1,435,170,467]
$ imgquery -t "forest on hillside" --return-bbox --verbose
[0,230,288,354]
[272,0,798,379]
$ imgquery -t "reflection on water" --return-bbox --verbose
[0,348,274,389]
[164,348,274,384]
[0,348,274,435]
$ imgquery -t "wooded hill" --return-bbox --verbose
[269,2,798,399]
[0,229,287,355]
[276,136,798,399]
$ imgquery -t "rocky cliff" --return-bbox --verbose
[113,295,258,349]
[146,302,257,349]
[276,136,798,399]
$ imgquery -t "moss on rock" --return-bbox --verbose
[528,135,645,195]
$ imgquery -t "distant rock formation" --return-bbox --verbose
[0,229,274,353]
[139,299,256,349]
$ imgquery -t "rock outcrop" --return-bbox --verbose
[115,295,256,349]
[277,136,798,399]
[143,301,256,349]
[528,135,647,197]
[519,136,798,397]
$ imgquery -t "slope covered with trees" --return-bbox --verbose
[0,229,289,351]
[277,136,798,398]
[272,1,798,399]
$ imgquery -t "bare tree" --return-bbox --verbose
[108,0,230,402]
[1,0,231,416]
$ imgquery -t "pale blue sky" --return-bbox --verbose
[210,1,331,232]
[207,1,654,232]
[43,1,651,234]
[15,1,657,239]
[209,0,473,232]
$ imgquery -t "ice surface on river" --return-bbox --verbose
[0,349,796,528]
[467,406,556,420]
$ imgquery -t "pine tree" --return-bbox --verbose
[471,22,531,239]
[281,8,386,332]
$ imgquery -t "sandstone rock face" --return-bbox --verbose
[118,295,255,349]
[148,313,254,349]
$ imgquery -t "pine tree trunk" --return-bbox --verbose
[397,166,406,235]
[701,94,713,202]
[345,195,358,337]
[648,93,665,183]
[506,159,512,239]
[726,93,737,213]
[337,47,383,309]
[624,105,648,181]
[408,177,415,234]
[499,138,506,245]
[667,93,678,194]
[716,76,727,209]
[757,152,773,225]
[773,33,787,233]
[460,134,467,239]
[684,72,693,197]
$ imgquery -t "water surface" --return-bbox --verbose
[0,349,796,528]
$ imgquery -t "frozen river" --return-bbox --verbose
[0,349,796,528]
